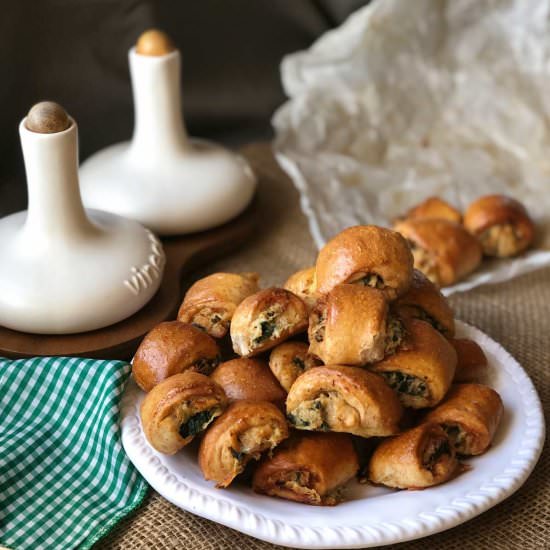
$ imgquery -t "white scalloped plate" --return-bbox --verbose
[120,321,545,549]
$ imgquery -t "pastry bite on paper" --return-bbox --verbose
[308,284,405,366]
[464,195,535,258]
[284,266,318,310]
[401,196,462,224]
[140,371,227,454]
[368,422,460,489]
[394,218,482,287]
[369,319,457,409]
[133,321,221,392]
[449,338,488,382]
[178,272,260,338]
[315,226,414,300]
[286,365,402,438]
[424,383,503,456]
[198,400,289,488]
[210,358,286,408]
[253,432,359,505]
[394,269,455,337]
[230,288,309,357]
[269,341,322,392]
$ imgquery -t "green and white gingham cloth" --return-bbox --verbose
[0,356,148,550]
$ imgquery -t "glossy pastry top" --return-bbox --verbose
[369,318,457,408]
[283,266,318,309]
[230,288,309,357]
[394,218,482,287]
[308,284,397,365]
[252,432,359,505]
[394,269,455,337]
[449,338,488,382]
[133,321,220,392]
[269,341,322,392]
[403,197,462,224]
[210,358,286,408]
[464,195,535,257]
[140,371,227,454]
[286,365,403,438]
[424,383,503,455]
[315,225,414,299]
[198,400,289,487]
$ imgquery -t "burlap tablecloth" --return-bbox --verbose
[99,144,548,550]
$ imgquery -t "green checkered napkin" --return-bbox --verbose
[0,356,148,550]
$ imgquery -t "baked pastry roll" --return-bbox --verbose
[269,341,322,392]
[368,422,459,489]
[394,218,482,287]
[369,319,456,409]
[403,196,462,224]
[394,269,455,337]
[449,338,488,382]
[210,358,286,408]
[284,266,318,310]
[424,383,503,456]
[133,321,221,392]
[308,284,405,365]
[464,194,535,258]
[140,371,227,454]
[252,432,359,505]
[230,288,308,357]
[315,225,414,300]
[198,400,289,487]
[177,272,260,338]
[286,365,402,438]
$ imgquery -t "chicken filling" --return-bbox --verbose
[385,316,405,355]
[311,310,327,343]
[408,241,440,285]
[479,224,523,257]
[191,307,230,337]
[251,305,287,346]
[422,436,451,472]
[380,371,429,397]
[443,423,471,454]
[273,470,321,503]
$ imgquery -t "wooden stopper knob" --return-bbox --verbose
[26,101,70,134]
[136,29,175,56]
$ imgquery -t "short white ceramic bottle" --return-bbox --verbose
[79,30,257,236]
[0,103,165,334]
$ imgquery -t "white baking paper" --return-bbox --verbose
[273,0,550,295]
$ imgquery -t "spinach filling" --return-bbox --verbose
[179,409,214,439]
[356,273,385,289]
[381,371,428,397]
[288,397,330,431]
[312,311,326,343]
[292,356,306,370]
[385,316,405,354]
[413,308,447,335]
[424,439,451,470]
[253,310,278,344]
[230,447,245,462]
[193,355,220,375]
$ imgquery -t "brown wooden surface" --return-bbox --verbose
[0,199,258,360]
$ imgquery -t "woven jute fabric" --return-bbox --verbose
[99,144,549,550]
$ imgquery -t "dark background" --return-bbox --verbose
[0,0,369,216]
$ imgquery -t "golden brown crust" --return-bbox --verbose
[252,432,359,505]
[286,365,402,438]
[394,219,482,287]
[315,226,414,300]
[283,267,318,310]
[369,319,457,409]
[133,321,221,392]
[178,272,260,338]
[198,400,289,488]
[140,372,228,454]
[449,338,488,382]
[210,358,286,408]
[403,197,462,224]
[368,422,459,489]
[230,288,309,357]
[308,284,397,365]
[269,341,323,392]
[394,269,455,337]
[463,195,535,257]
[424,383,503,455]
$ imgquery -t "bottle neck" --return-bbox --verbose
[129,48,189,157]
[20,119,94,240]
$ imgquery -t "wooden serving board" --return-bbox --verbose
[0,200,258,360]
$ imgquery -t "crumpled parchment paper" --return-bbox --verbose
[273,0,550,295]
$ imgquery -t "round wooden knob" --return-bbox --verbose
[136,29,175,56]
[26,101,70,134]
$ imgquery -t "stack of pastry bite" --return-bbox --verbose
[134,225,503,506]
